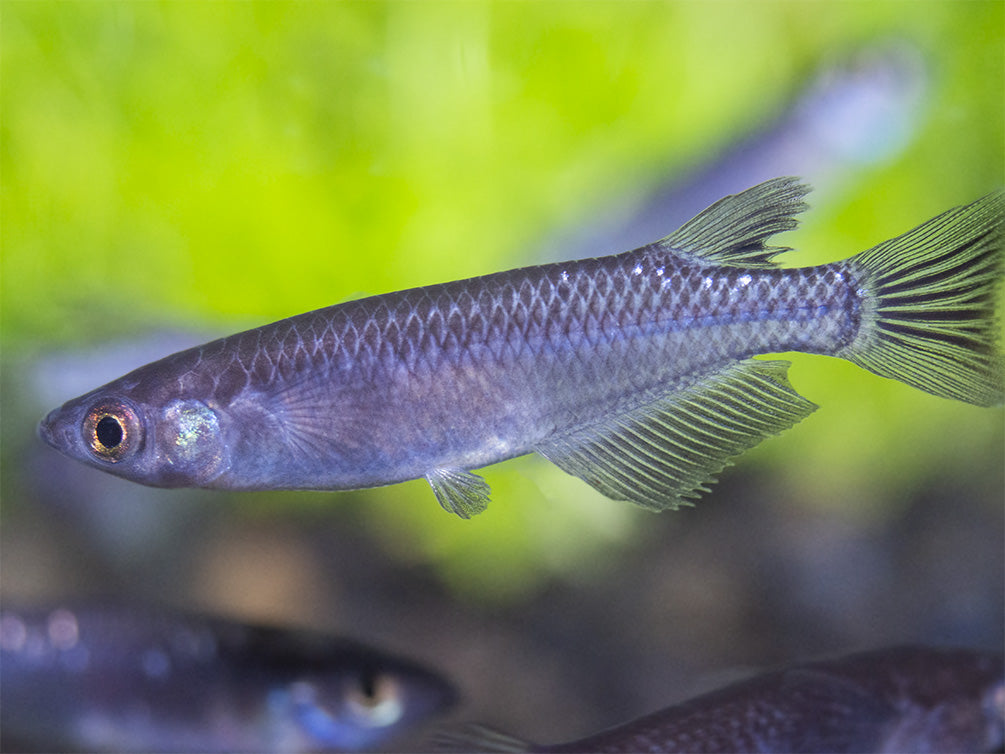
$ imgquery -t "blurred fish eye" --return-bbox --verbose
[348,670,404,724]
[83,402,140,462]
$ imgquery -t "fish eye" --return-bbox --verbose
[348,669,403,724]
[83,402,141,462]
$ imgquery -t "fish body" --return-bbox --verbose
[0,605,456,753]
[39,179,1004,517]
[439,646,1005,754]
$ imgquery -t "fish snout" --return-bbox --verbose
[37,409,73,453]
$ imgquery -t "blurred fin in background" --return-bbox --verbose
[0,603,457,753]
[548,40,929,262]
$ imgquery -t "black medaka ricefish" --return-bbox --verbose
[39,178,1004,517]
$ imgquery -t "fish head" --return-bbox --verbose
[38,373,230,488]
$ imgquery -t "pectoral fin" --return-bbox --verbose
[432,724,532,752]
[536,359,817,511]
[426,468,491,519]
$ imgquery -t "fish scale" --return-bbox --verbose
[38,178,1003,517]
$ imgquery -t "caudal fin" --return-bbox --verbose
[840,191,1004,406]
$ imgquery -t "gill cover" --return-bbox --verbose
[155,399,226,484]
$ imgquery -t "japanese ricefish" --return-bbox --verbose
[38,178,1004,517]
[0,604,456,753]
[436,646,1005,753]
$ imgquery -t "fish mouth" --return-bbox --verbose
[37,410,70,452]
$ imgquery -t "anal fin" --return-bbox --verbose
[426,468,491,519]
[537,359,817,511]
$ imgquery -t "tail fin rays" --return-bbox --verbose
[841,192,1004,406]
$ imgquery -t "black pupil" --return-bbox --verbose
[360,668,378,700]
[96,416,124,448]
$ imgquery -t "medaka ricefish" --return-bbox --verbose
[39,178,1004,518]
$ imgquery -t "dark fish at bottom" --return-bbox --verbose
[38,178,1004,517]
[0,604,456,753]
[438,646,1005,753]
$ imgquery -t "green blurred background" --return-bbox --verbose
[2,1,1002,748]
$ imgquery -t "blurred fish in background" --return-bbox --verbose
[1,604,456,753]
[2,3,1002,753]
[438,646,1005,753]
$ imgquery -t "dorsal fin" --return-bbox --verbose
[657,177,811,268]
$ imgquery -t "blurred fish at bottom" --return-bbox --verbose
[0,604,457,753]
[439,646,1004,754]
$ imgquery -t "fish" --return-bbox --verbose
[38,178,1004,518]
[436,645,1005,753]
[0,604,457,753]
